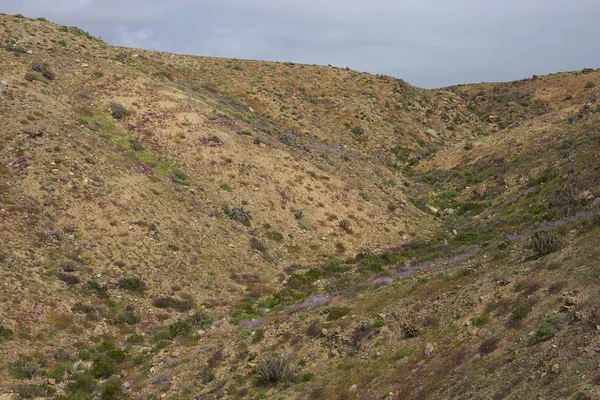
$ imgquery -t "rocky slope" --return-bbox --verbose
[0,12,599,400]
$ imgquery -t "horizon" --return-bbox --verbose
[2,1,600,88]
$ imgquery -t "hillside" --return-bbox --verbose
[0,13,599,400]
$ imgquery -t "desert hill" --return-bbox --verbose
[0,13,599,400]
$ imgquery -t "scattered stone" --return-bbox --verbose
[321,328,328,336]
[47,378,56,385]
[197,329,206,336]
[425,342,435,357]
[565,296,576,306]
[396,356,409,366]
[498,276,513,286]
[550,364,559,373]
[349,384,357,392]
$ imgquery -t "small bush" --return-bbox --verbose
[58,273,80,285]
[16,383,55,399]
[0,324,14,342]
[339,219,352,233]
[593,203,600,225]
[110,102,127,119]
[101,378,126,400]
[9,358,39,379]
[531,314,565,344]
[511,302,532,322]
[24,72,43,82]
[404,325,419,338]
[152,296,194,312]
[219,183,233,192]
[327,306,351,321]
[293,209,304,220]
[585,81,596,89]
[117,277,146,293]
[66,371,97,393]
[255,355,294,385]
[228,207,251,225]
[265,231,284,242]
[31,60,48,72]
[167,320,194,339]
[170,170,191,185]
[479,337,500,355]
[464,142,474,150]
[250,237,267,252]
[42,66,55,80]
[350,126,368,142]
[531,230,561,255]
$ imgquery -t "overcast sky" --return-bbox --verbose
[3,0,600,88]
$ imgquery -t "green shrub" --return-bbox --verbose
[531,314,565,344]
[472,315,490,327]
[9,357,41,380]
[0,323,13,342]
[350,126,368,142]
[219,183,233,192]
[24,72,43,82]
[41,66,55,80]
[531,230,561,255]
[101,378,127,399]
[228,207,251,225]
[16,383,55,399]
[327,306,351,321]
[167,320,194,339]
[255,355,294,385]
[117,277,146,293]
[511,302,532,322]
[66,371,97,394]
[110,102,127,119]
[339,219,352,233]
[252,328,265,343]
[152,296,194,312]
[265,231,284,242]
[250,237,267,252]
[170,170,191,185]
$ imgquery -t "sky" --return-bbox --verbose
[3,0,600,88]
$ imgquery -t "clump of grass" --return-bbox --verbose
[531,230,562,255]
[152,296,194,312]
[0,323,14,342]
[472,314,490,327]
[327,306,351,321]
[265,231,284,242]
[170,170,191,185]
[293,209,304,220]
[117,277,146,293]
[250,237,267,252]
[255,355,294,385]
[219,183,233,192]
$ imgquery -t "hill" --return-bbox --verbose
[0,13,599,400]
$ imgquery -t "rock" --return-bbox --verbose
[550,364,559,373]
[452,229,458,236]
[321,328,328,336]
[349,384,357,392]
[0,81,8,86]
[0,394,13,400]
[575,190,594,202]
[47,378,56,385]
[247,362,256,368]
[396,356,409,366]
[498,276,513,286]
[477,328,491,338]
[81,63,89,67]
[425,342,435,357]
[565,296,576,306]
[197,329,206,335]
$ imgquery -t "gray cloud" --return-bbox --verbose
[3,0,600,88]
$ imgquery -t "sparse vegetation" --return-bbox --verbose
[255,355,294,385]
[531,230,562,255]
